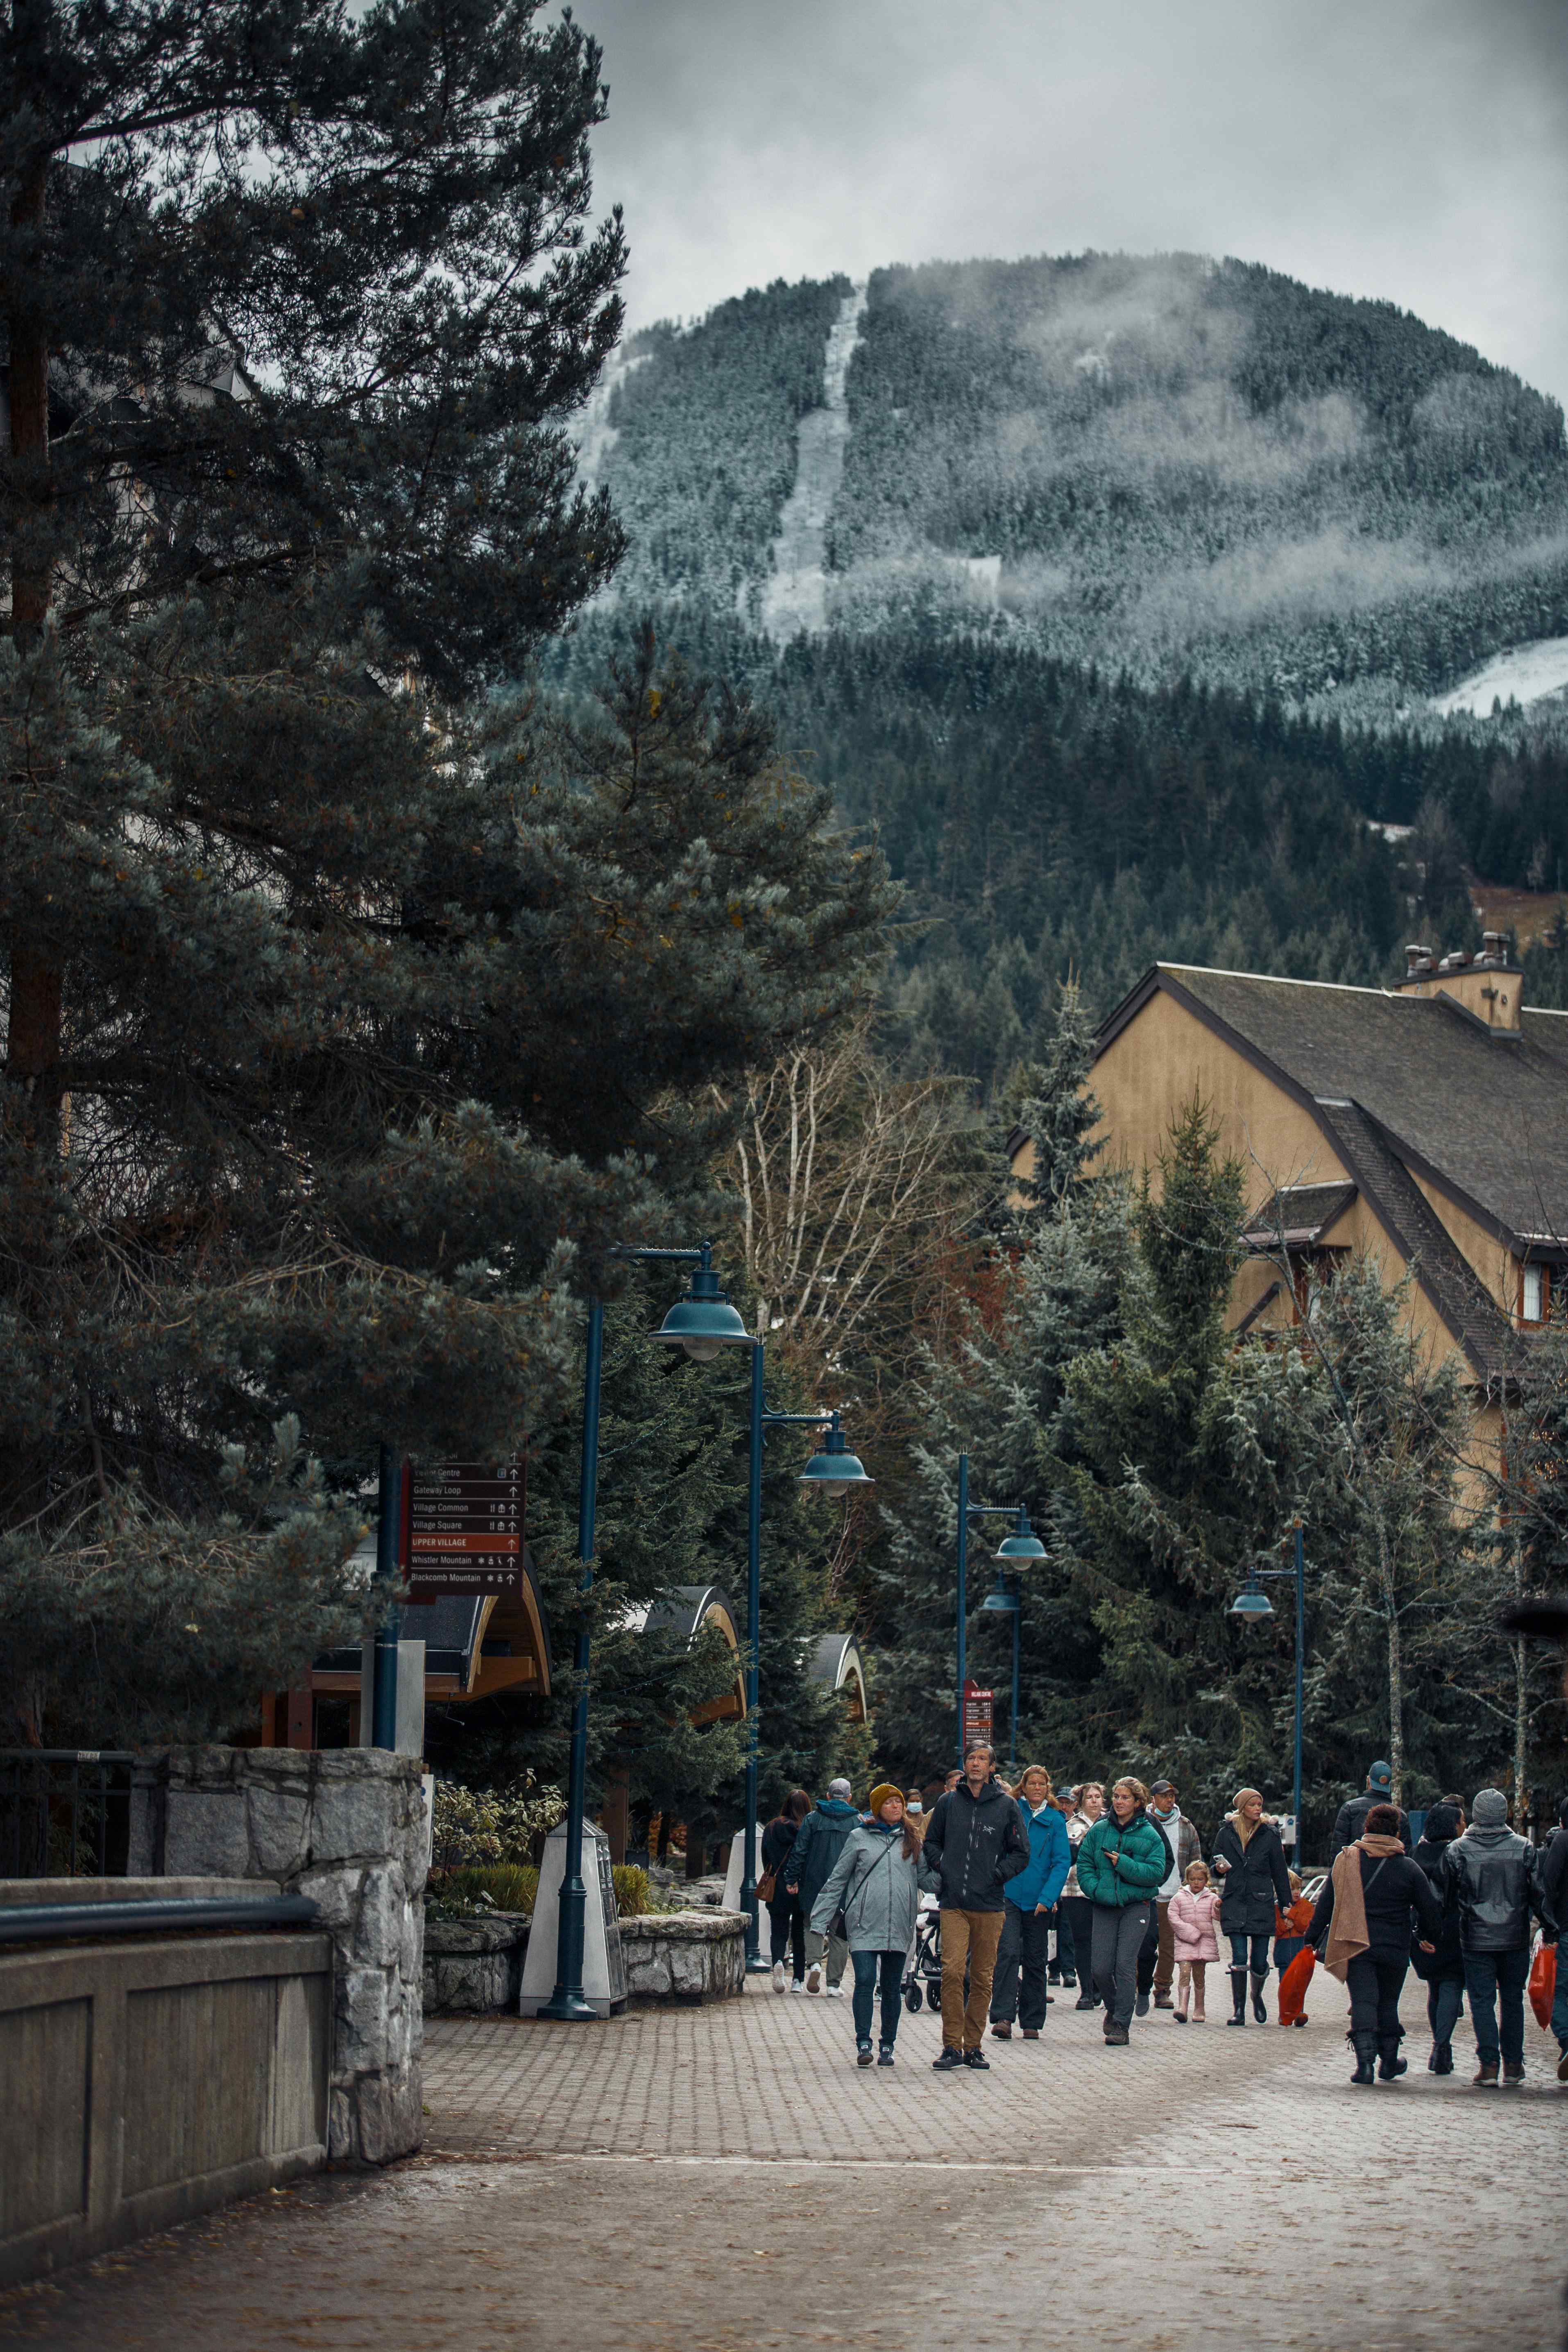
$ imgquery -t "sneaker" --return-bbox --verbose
[789,1978,807,1995]
[990,2020,1012,2039]
[963,2048,990,2069]
[1103,2021,1130,2046]
[1074,1991,1097,2011]
[857,2041,874,2067]
[1174,2010,1188,2024]
[771,1961,786,1993]
[932,2046,964,2071]
[1473,2059,1499,2085]
[806,1963,822,1993]
[824,1983,844,1999]
[1047,1968,1062,1985]
[1060,1973,1077,1989]
[1502,2061,1525,2087]
[1293,2016,1308,2028]
[877,2046,895,2066]
[1557,2048,1568,2082]
[1135,1992,1151,2017]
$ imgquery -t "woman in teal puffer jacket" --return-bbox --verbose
[1075,1776,1170,2046]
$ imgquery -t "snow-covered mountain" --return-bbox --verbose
[576,252,1568,712]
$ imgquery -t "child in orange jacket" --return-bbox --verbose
[1274,1872,1315,2027]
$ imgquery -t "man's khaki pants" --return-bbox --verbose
[940,1907,1004,2051]
[1153,1899,1176,1998]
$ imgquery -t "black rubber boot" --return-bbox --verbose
[1430,2041,1453,2074]
[1250,1971,1268,2023]
[1350,2030,1378,2085]
[1225,1968,1248,2025]
[1378,2035,1407,2081]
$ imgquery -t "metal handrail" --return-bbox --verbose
[0,1894,320,1946]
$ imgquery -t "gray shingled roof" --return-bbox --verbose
[1140,967,1568,1251]
[1242,1182,1358,1249]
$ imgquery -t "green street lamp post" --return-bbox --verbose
[1228,1519,1307,1858]
[542,1243,750,2022]
[740,1351,871,1971]
[954,1452,1046,1767]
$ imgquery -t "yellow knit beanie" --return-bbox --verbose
[867,1783,903,1819]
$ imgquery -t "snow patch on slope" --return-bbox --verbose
[574,348,651,490]
[1430,636,1568,718]
[760,283,868,641]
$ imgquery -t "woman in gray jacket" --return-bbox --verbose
[811,1783,927,2066]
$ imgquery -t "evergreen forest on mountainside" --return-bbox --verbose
[557,249,1568,1075]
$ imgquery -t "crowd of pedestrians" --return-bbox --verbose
[759,1744,1566,2085]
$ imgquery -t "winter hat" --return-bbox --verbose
[867,1783,903,1819]
[1367,1761,1394,1789]
[827,1776,853,1799]
[1471,1787,1509,1826]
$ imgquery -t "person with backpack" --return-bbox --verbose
[1074,1775,1169,2046]
[919,1739,1030,2071]
[989,1763,1071,2040]
[761,1789,811,1992]
[783,1777,860,1997]
[1309,1800,1443,2083]
[1412,1800,1468,2072]
[1442,1786,1555,2085]
[810,1785,926,2067]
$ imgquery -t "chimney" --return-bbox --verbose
[1396,939,1523,1029]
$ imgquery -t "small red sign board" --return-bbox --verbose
[962,1679,994,1746]
[406,1459,525,1599]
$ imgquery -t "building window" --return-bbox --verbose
[1521,1263,1549,1323]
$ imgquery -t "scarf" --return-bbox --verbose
[1321,1832,1405,1982]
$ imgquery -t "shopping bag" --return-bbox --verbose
[1278,1942,1316,2024]
[1528,1936,1557,2032]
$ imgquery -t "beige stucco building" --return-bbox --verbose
[1009,940,1568,1457]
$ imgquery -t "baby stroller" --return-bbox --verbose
[903,1892,943,2011]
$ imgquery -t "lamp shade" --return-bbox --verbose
[995,1507,1047,1564]
[1228,1577,1274,1620]
[980,1572,1019,1613]
[798,1412,872,1491]
[653,1251,751,1362]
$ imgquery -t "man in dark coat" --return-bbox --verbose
[1543,1796,1568,2082]
[1328,1762,1412,1858]
[1443,1786,1554,2085]
[1412,1801,1468,2073]
[920,1740,1029,2070]
[784,1778,860,1996]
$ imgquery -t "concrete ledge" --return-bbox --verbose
[621,1909,747,2004]
[0,1929,331,2288]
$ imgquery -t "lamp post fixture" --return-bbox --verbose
[954,1454,1047,1770]
[1228,1518,1307,1859]
[542,1242,751,2023]
[978,1509,1046,1776]
[739,1350,872,1972]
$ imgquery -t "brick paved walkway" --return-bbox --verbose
[3,1978,1562,2351]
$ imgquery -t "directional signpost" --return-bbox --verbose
[406,1460,525,1600]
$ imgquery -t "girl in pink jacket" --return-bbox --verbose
[1167,1860,1223,2021]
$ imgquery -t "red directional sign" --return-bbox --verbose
[406,1459,525,1599]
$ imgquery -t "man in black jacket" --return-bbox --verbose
[920,1741,1029,2071]
[1443,1786,1554,2085]
[1328,1762,1412,1858]
[1544,1797,1568,2082]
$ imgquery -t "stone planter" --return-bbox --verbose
[620,1908,747,2003]
[424,1913,530,2014]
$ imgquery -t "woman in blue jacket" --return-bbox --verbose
[989,1765,1071,2039]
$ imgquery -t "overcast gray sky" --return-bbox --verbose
[580,0,1568,403]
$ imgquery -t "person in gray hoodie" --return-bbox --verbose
[811,1783,928,2065]
[784,1778,860,1995]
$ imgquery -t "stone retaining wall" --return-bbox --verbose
[620,1909,747,2003]
[424,1914,529,2014]
[128,1747,426,2164]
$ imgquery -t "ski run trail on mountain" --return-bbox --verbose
[1430,633,1568,716]
[573,347,651,491]
[760,281,869,641]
